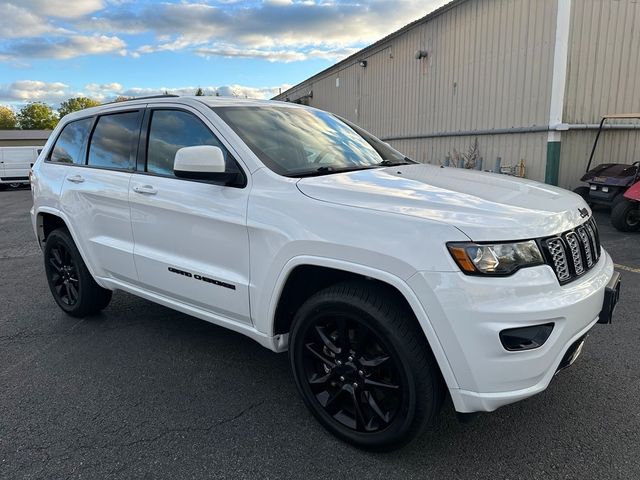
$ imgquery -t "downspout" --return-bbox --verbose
[545,0,572,185]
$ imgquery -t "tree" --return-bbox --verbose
[17,102,59,130]
[195,87,205,96]
[58,97,100,118]
[0,106,17,129]
[114,95,132,102]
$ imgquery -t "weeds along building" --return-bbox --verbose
[274,0,640,189]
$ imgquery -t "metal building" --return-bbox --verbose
[0,130,51,147]
[274,0,640,189]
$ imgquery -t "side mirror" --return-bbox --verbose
[174,145,226,180]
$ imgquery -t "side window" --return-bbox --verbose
[88,111,140,170]
[146,110,238,177]
[50,118,93,164]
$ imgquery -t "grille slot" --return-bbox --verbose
[565,232,584,275]
[542,217,601,284]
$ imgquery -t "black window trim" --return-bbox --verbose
[135,106,248,189]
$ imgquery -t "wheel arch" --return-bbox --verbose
[35,207,103,283]
[268,257,459,390]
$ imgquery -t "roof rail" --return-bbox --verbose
[102,94,180,105]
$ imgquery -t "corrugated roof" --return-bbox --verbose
[0,130,51,140]
[274,0,469,100]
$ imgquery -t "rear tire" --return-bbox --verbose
[44,228,112,317]
[611,200,640,232]
[573,186,590,204]
[289,281,443,451]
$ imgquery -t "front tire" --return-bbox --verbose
[611,200,640,232]
[289,281,443,451]
[44,228,112,317]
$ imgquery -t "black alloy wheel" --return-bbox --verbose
[44,228,112,317]
[300,313,404,433]
[48,242,80,307]
[290,281,443,451]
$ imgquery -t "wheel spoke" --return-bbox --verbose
[359,354,390,368]
[51,247,62,266]
[335,317,350,351]
[305,343,336,368]
[67,283,78,303]
[321,387,344,416]
[364,378,399,390]
[314,326,340,354]
[364,390,390,424]
[353,323,370,356]
[48,257,62,273]
[348,388,367,430]
[308,372,332,385]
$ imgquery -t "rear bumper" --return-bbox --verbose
[408,250,615,413]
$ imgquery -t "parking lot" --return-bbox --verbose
[0,187,638,480]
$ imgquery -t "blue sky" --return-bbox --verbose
[0,0,447,106]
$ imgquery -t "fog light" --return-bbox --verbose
[499,323,554,351]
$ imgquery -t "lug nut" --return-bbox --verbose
[358,370,364,376]
[339,376,345,382]
[347,356,353,362]
[353,383,358,388]
[336,360,342,366]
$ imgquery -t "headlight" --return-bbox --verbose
[447,240,544,275]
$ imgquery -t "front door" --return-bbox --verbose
[129,107,251,324]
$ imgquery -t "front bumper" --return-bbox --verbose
[407,249,615,413]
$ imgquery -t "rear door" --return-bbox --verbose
[128,106,251,323]
[59,110,142,283]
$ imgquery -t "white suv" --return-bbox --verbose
[30,95,620,450]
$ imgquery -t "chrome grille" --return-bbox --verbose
[542,217,602,284]
[545,238,571,282]
[577,226,593,267]
[565,233,584,275]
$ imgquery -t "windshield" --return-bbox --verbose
[213,106,413,177]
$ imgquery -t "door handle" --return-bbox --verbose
[133,184,157,195]
[67,175,85,183]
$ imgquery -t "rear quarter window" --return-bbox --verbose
[50,118,93,165]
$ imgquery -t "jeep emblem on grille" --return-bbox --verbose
[579,207,589,218]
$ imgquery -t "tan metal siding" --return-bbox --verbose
[565,0,640,122]
[279,0,556,182]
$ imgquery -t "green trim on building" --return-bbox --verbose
[545,140,561,185]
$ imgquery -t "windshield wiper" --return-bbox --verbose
[288,165,377,178]
[377,158,414,167]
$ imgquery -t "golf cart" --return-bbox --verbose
[611,181,640,232]
[573,114,640,208]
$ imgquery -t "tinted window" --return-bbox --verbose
[50,118,93,164]
[147,110,236,177]
[88,112,140,170]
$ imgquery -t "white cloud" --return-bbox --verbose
[0,80,72,103]
[18,0,105,19]
[0,80,292,105]
[0,35,127,61]
[84,0,448,62]
[0,3,66,38]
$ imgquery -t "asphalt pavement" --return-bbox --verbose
[1,187,638,479]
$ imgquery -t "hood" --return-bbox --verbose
[297,164,590,241]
